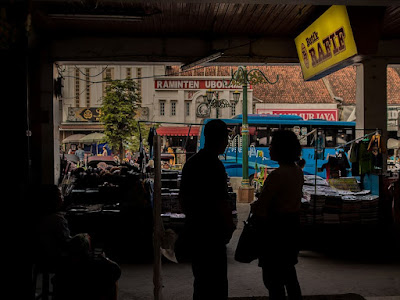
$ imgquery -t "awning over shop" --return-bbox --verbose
[156,126,200,137]
[80,132,106,143]
[62,134,86,144]
[59,123,104,131]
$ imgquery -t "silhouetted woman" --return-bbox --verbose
[251,129,303,300]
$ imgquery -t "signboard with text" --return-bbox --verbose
[294,5,358,81]
[67,107,101,122]
[67,107,149,122]
[155,79,243,90]
[256,109,338,121]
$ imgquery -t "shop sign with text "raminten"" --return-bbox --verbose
[155,80,243,90]
[295,5,357,81]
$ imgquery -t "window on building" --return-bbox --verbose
[160,100,165,116]
[185,101,190,116]
[230,102,236,116]
[103,67,114,97]
[137,67,142,96]
[126,67,132,79]
[85,68,91,107]
[171,101,177,116]
[75,69,80,107]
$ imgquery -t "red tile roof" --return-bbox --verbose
[252,65,333,104]
[326,66,356,105]
[388,66,400,105]
[169,65,400,105]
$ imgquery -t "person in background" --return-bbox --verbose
[34,184,72,270]
[251,129,304,300]
[102,146,108,156]
[75,146,85,162]
[179,119,235,300]
[55,233,121,300]
[33,184,121,300]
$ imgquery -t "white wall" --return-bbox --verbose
[61,65,253,125]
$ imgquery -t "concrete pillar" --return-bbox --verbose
[355,58,388,170]
[29,46,57,185]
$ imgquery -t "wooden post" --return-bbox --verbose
[153,135,163,300]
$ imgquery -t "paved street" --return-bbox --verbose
[117,203,400,300]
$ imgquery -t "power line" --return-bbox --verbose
[74,65,109,77]
[57,64,231,85]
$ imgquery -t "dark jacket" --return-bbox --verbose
[179,149,235,245]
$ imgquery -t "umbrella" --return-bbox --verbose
[79,132,106,144]
[62,134,86,144]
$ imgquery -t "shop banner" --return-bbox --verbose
[155,79,243,90]
[256,109,338,121]
[67,107,101,122]
[295,5,358,81]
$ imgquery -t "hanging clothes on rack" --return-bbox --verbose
[359,138,373,175]
[321,150,350,179]
[349,141,360,176]
[367,132,385,170]
[337,130,382,177]
[367,132,385,153]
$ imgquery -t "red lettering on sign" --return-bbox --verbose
[256,109,338,121]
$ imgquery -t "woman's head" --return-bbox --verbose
[269,129,302,163]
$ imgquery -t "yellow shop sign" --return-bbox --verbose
[295,5,358,81]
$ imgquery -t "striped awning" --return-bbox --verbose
[156,126,200,137]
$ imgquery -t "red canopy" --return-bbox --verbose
[156,126,200,137]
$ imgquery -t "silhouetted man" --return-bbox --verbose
[179,119,235,300]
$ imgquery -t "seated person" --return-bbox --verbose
[33,184,121,300]
[54,233,121,300]
[34,184,72,270]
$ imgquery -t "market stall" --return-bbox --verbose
[296,130,400,252]
[60,158,154,263]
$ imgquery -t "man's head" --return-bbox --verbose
[204,119,229,155]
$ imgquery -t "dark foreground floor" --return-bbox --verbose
[230,294,365,300]
[33,203,400,300]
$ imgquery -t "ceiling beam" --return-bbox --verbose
[49,35,300,64]
[28,0,400,6]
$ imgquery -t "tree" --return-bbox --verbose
[100,79,141,162]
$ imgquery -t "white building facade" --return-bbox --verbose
[59,64,252,139]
